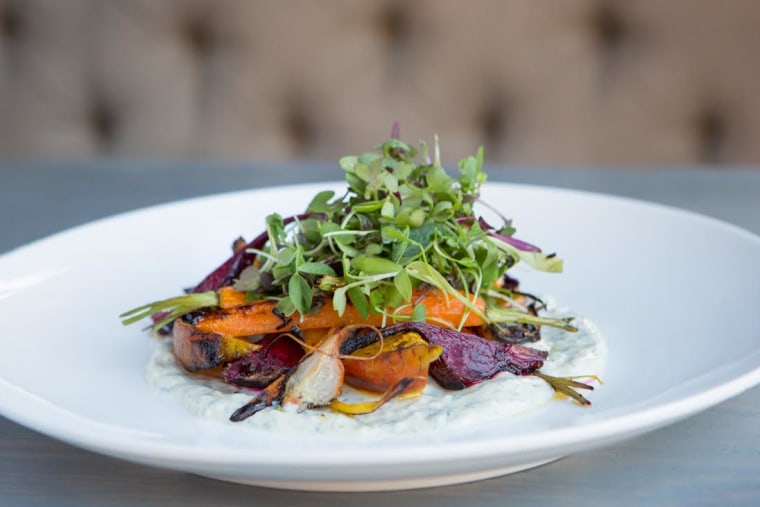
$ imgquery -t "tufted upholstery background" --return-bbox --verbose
[2,0,760,165]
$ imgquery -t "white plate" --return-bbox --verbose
[1,183,759,492]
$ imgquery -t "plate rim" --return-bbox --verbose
[1,181,759,471]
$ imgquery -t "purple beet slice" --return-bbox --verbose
[224,334,304,388]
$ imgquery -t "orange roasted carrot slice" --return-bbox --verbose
[342,331,442,394]
[194,290,487,337]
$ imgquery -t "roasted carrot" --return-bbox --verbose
[217,286,250,308]
[172,318,261,372]
[342,331,442,394]
[194,290,488,337]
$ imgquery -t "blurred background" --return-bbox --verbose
[2,0,760,166]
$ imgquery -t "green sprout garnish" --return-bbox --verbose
[534,372,601,406]
[121,135,573,333]
[247,137,568,329]
[119,291,219,331]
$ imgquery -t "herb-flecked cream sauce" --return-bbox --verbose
[146,299,607,436]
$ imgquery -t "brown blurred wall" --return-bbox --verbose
[1,0,760,165]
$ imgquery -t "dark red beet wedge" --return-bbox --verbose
[224,334,304,388]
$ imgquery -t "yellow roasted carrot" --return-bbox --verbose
[217,286,251,308]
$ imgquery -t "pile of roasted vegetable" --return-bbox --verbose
[122,134,594,421]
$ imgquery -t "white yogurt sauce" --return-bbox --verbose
[145,299,606,436]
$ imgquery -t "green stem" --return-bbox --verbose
[534,371,596,406]
[119,291,219,331]
[487,306,578,332]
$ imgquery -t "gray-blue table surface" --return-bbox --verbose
[1,161,758,507]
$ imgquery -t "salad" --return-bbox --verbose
[122,133,596,421]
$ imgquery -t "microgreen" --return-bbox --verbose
[122,135,571,332]
[220,136,569,330]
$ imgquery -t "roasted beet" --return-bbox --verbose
[224,334,304,388]
[429,337,546,390]
[345,323,547,390]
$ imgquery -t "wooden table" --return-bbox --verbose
[1,161,758,506]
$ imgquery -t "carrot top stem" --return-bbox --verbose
[119,291,218,331]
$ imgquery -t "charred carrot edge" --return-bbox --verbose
[195,290,487,337]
